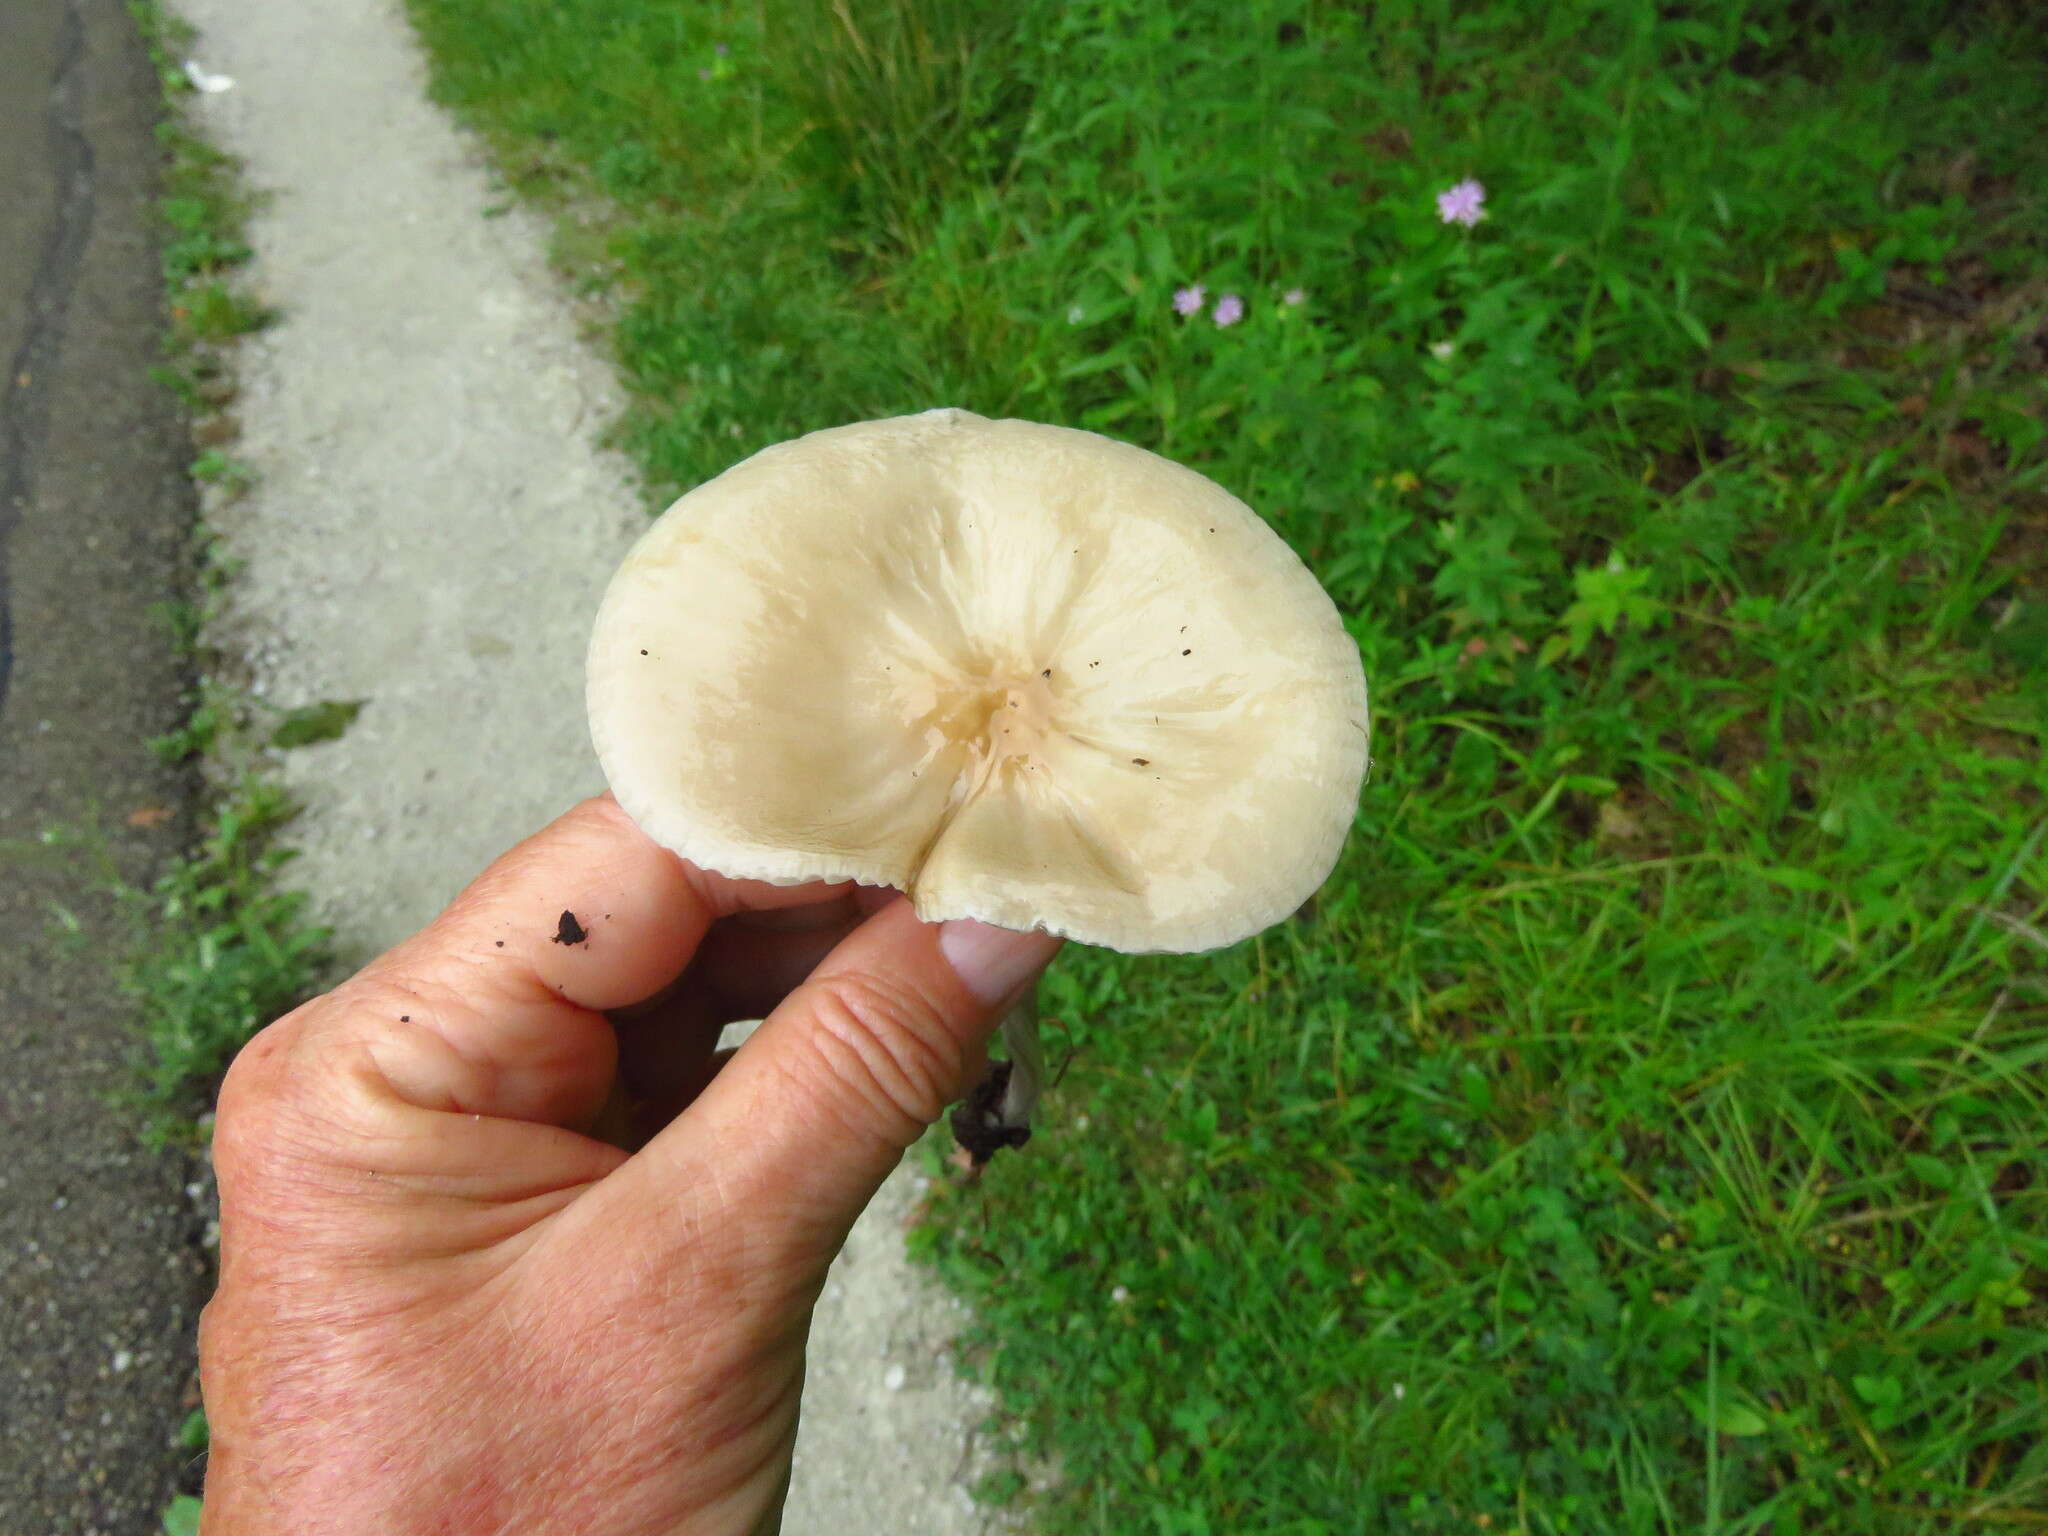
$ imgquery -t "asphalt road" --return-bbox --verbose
[0,0,213,1529]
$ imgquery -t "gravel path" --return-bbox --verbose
[170,1,1011,1527]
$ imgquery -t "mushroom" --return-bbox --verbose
[586,409,1369,1161]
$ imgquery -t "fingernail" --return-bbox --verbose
[938,918,1060,1005]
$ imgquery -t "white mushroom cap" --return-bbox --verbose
[586,409,1368,953]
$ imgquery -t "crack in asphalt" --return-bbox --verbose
[0,0,97,718]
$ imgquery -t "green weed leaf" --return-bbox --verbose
[1681,1389,1769,1437]
[1904,1153,1955,1190]
[271,699,366,750]
[1550,555,1663,660]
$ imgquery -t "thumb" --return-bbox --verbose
[594,898,1061,1261]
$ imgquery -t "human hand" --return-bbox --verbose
[197,795,1061,1535]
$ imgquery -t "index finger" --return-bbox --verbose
[333,794,844,1128]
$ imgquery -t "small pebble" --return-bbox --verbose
[883,1364,907,1392]
[112,1350,132,1373]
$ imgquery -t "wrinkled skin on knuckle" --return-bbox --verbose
[211,1008,338,1193]
[231,976,484,1146]
[793,970,967,1144]
[211,999,442,1268]
[341,971,504,1113]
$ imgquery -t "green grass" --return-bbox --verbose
[405,0,2048,1527]
[132,0,274,385]
[36,764,331,1150]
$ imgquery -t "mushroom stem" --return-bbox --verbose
[947,981,1045,1165]
[995,984,1044,1129]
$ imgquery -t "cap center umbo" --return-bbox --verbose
[914,666,1062,780]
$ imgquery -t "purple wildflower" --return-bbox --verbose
[715,42,731,56]
[1282,287,1306,307]
[1213,293,1245,327]
[698,67,712,80]
[1172,284,1207,317]
[1436,178,1486,227]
